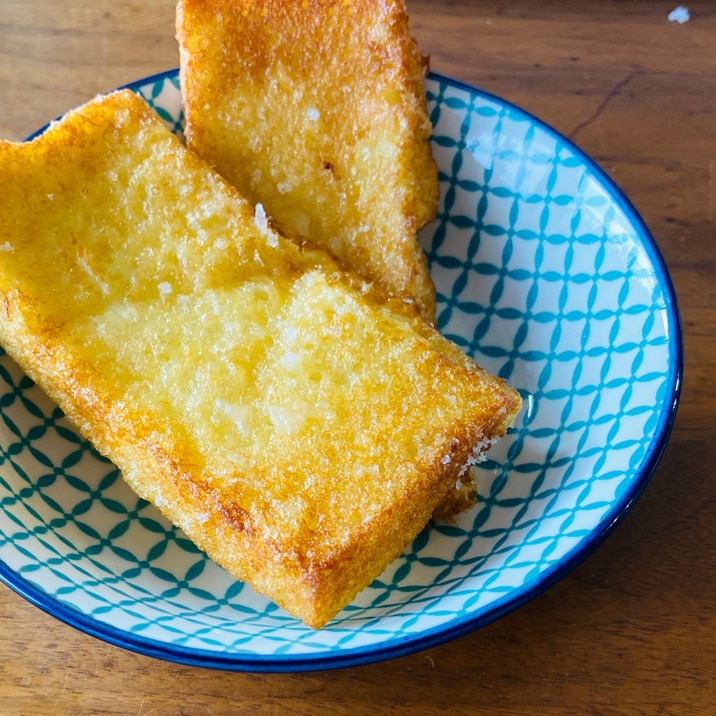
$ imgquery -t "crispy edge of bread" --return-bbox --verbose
[177,0,440,322]
[0,90,521,628]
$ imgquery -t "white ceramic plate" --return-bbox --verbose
[0,70,682,671]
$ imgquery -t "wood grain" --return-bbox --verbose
[1,1,714,713]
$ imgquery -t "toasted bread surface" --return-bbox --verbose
[177,0,439,322]
[0,90,520,627]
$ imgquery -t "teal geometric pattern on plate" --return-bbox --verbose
[0,70,682,671]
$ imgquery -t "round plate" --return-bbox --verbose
[0,70,682,672]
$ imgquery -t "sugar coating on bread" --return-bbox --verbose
[0,91,521,628]
[177,0,440,322]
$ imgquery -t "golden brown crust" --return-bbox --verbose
[177,0,440,322]
[0,91,520,627]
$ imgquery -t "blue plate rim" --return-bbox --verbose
[0,69,683,672]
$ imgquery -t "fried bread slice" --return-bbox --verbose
[177,0,440,322]
[0,90,520,628]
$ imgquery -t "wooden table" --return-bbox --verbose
[1,1,714,713]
